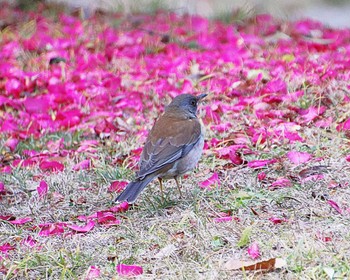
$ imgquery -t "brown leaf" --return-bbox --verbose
[225,257,286,271]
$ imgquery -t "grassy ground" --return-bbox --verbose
[2,111,350,279]
[1,2,350,280]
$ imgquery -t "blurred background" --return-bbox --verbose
[2,0,350,27]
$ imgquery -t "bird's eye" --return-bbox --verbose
[191,100,196,106]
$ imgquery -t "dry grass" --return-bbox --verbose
[1,121,350,279]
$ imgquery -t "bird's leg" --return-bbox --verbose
[158,178,164,200]
[174,177,183,198]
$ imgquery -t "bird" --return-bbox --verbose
[115,93,207,204]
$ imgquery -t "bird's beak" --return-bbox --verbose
[197,93,208,101]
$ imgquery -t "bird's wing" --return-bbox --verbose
[137,116,202,179]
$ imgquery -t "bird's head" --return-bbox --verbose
[165,93,207,118]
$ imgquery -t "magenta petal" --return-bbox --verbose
[0,243,15,255]
[67,220,95,233]
[39,161,65,172]
[37,180,48,198]
[116,264,143,276]
[5,138,19,151]
[97,211,117,224]
[269,217,288,224]
[287,151,311,165]
[213,216,233,223]
[39,223,65,236]
[86,266,101,279]
[248,159,277,168]
[21,236,37,247]
[327,200,342,214]
[109,201,129,213]
[247,242,260,260]
[199,173,220,189]
[269,178,292,190]
[73,159,91,171]
[0,182,5,194]
[9,217,32,225]
[108,181,128,193]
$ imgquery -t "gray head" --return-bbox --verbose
[165,93,207,118]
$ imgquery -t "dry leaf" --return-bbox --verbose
[154,244,177,259]
[225,257,286,271]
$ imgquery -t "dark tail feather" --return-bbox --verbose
[115,176,154,204]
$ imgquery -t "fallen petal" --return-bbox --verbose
[287,151,311,165]
[67,220,95,233]
[327,200,342,214]
[269,217,288,224]
[9,217,32,225]
[85,266,101,280]
[248,159,277,169]
[213,216,233,223]
[37,180,48,199]
[116,264,143,276]
[108,181,128,193]
[199,173,220,189]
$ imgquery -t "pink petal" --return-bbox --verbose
[269,217,288,224]
[213,216,233,223]
[345,155,350,162]
[287,151,311,165]
[39,161,65,172]
[247,242,260,259]
[248,159,277,169]
[21,236,37,247]
[109,201,130,213]
[86,266,101,279]
[116,264,143,276]
[316,232,332,242]
[257,172,266,181]
[108,181,128,193]
[327,200,342,214]
[9,217,32,225]
[0,215,14,221]
[39,223,65,236]
[67,220,95,233]
[4,138,19,151]
[199,173,220,189]
[0,243,15,255]
[0,182,5,194]
[37,180,48,198]
[336,118,350,131]
[301,174,324,183]
[269,178,292,190]
[73,159,91,171]
[96,211,120,226]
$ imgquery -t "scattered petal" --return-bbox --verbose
[73,159,91,171]
[108,181,128,193]
[39,161,64,172]
[116,264,143,276]
[213,216,233,223]
[287,151,311,165]
[327,200,342,214]
[85,266,101,280]
[37,180,48,199]
[9,217,32,225]
[269,178,292,190]
[67,220,95,233]
[269,217,288,224]
[199,173,220,189]
[247,242,260,260]
[248,159,277,169]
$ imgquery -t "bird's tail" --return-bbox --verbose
[115,176,154,204]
